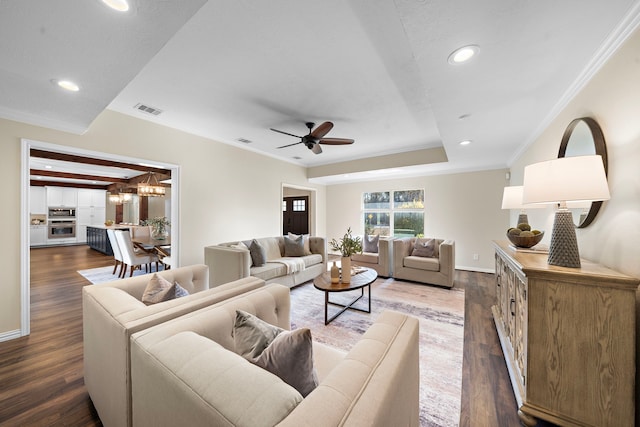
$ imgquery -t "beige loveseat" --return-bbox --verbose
[393,237,455,288]
[82,264,265,427]
[130,284,420,427]
[350,236,394,277]
[204,236,327,288]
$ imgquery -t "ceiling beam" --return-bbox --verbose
[30,149,171,176]
[30,169,131,183]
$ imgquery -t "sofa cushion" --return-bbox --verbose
[363,235,379,253]
[142,274,175,305]
[284,234,306,257]
[146,331,303,427]
[248,239,267,267]
[351,252,379,264]
[412,238,440,258]
[253,328,319,397]
[404,255,440,272]
[288,232,312,255]
[234,309,284,359]
[250,263,288,282]
[301,254,323,268]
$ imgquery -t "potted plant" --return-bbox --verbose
[143,216,171,240]
[330,227,362,283]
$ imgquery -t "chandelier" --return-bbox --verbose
[108,191,133,204]
[137,172,166,197]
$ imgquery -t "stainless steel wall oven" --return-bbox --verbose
[48,207,76,218]
[48,220,76,239]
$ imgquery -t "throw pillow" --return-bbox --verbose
[412,238,439,258]
[231,241,249,251]
[174,282,190,298]
[363,234,379,253]
[284,234,306,257]
[288,232,312,255]
[248,239,267,267]
[253,328,319,397]
[142,273,175,305]
[233,310,284,359]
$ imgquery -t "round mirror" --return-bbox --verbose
[558,117,608,228]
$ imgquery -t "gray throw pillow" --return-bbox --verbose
[248,239,267,267]
[287,232,312,255]
[174,282,190,298]
[363,235,379,253]
[412,238,439,258]
[284,235,306,257]
[233,310,284,359]
[253,328,319,397]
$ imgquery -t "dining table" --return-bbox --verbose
[131,236,171,256]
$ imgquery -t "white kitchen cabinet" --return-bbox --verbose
[30,187,47,214]
[46,187,78,207]
[30,225,47,246]
[77,189,106,208]
[76,205,106,243]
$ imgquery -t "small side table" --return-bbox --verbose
[313,267,377,325]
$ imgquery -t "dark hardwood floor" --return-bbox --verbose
[0,245,527,426]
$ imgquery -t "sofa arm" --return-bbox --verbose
[438,239,455,284]
[204,244,252,287]
[278,310,420,427]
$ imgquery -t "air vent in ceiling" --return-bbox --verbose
[133,103,163,116]
[236,138,252,144]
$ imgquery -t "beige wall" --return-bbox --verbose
[325,169,509,272]
[510,26,640,279]
[0,110,326,337]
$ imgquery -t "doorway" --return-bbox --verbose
[282,185,315,236]
[20,138,180,337]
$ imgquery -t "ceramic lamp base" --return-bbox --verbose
[548,209,581,268]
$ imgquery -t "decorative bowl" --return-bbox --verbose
[104,220,114,226]
[507,231,544,248]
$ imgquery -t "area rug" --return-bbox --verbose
[289,278,464,427]
[77,265,165,284]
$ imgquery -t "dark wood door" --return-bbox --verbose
[283,196,309,235]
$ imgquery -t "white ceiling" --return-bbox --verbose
[3,0,640,184]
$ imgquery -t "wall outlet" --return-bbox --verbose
[473,253,479,261]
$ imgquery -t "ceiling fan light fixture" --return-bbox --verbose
[137,172,166,197]
[101,0,130,12]
[448,45,479,64]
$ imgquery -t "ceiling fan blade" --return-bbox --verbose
[310,121,333,139]
[270,128,302,138]
[277,141,303,149]
[318,137,354,145]
[311,143,322,154]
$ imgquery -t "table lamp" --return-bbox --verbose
[523,155,609,268]
[501,185,544,225]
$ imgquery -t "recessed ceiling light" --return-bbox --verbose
[56,80,80,92]
[101,0,129,12]
[459,140,472,146]
[448,45,479,64]
[45,165,53,169]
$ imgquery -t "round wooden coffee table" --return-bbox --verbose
[313,267,377,325]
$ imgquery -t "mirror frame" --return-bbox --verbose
[557,117,608,228]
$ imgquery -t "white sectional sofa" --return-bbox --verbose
[130,284,420,427]
[204,235,327,288]
[82,264,266,427]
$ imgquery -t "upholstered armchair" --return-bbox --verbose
[351,236,394,277]
[393,237,455,288]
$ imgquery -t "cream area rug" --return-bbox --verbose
[289,278,465,427]
[78,265,165,284]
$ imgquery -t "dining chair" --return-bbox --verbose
[155,245,172,270]
[130,225,154,252]
[106,228,125,278]
[114,230,158,277]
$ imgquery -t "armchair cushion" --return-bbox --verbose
[404,256,440,272]
[352,252,379,264]
[363,235,379,253]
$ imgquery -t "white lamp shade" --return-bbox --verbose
[523,155,610,205]
[501,186,545,209]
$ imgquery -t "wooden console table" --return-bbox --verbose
[492,240,638,426]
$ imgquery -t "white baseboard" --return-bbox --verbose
[456,265,495,274]
[0,329,23,343]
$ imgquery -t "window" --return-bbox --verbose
[293,199,306,211]
[282,201,287,211]
[363,189,424,237]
